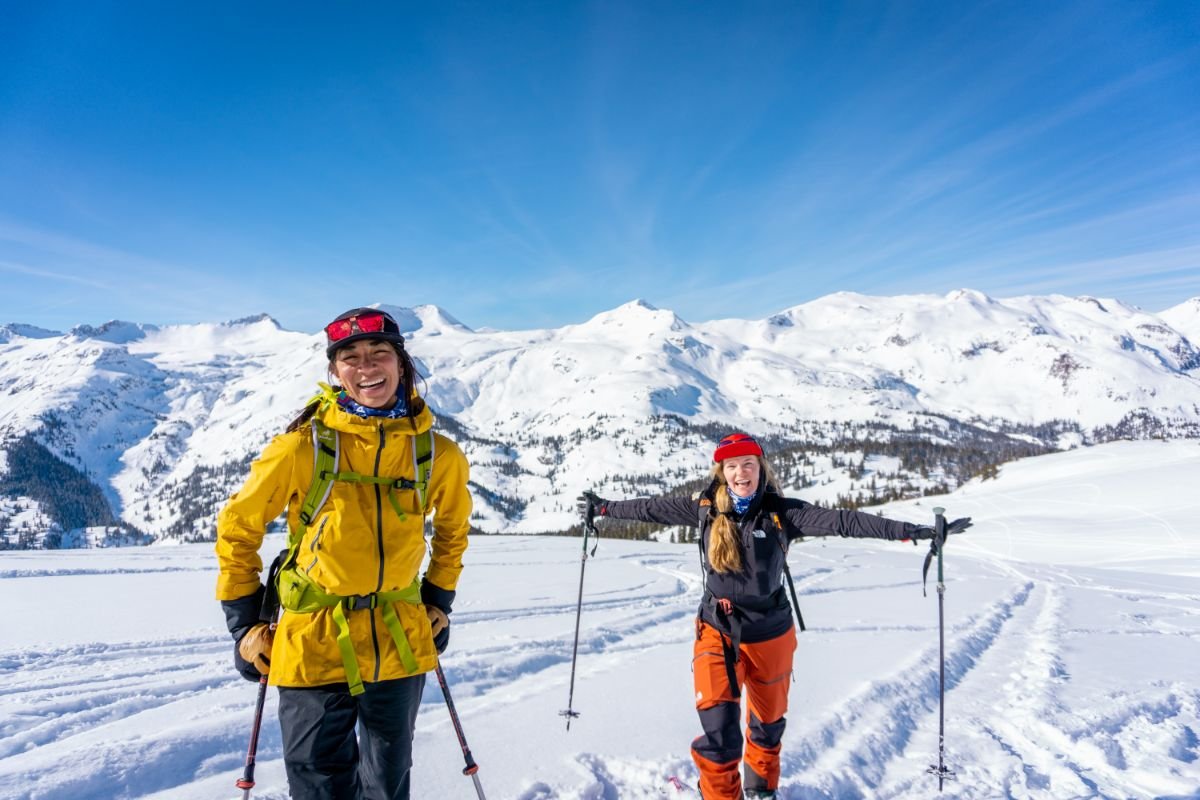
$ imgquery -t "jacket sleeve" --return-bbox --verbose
[214,431,301,602]
[782,499,914,541]
[422,433,472,598]
[604,495,701,527]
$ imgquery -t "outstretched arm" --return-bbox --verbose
[782,500,914,541]
[782,500,972,542]
[578,491,700,527]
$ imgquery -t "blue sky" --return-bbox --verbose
[2,2,1197,334]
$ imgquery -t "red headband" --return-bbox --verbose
[713,432,763,462]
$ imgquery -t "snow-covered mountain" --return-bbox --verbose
[1162,296,1200,346]
[1,291,1198,543]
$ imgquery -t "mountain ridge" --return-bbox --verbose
[1,290,1198,546]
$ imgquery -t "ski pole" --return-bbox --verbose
[925,506,955,790]
[236,673,270,799]
[435,662,487,799]
[560,501,598,729]
[236,555,284,799]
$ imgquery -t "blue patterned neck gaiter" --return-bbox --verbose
[337,390,409,419]
[727,486,756,516]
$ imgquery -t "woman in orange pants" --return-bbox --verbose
[580,433,969,799]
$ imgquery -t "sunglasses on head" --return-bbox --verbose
[324,311,390,342]
[719,433,756,448]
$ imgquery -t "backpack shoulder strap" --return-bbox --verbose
[412,429,435,514]
[293,419,339,546]
[769,507,808,632]
[696,496,712,573]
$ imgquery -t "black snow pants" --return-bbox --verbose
[278,674,426,800]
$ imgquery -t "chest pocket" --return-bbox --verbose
[750,524,780,594]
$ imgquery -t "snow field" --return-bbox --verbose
[0,440,1198,798]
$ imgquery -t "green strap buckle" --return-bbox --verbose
[329,581,423,696]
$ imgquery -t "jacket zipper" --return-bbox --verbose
[304,516,330,575]
[370,423,387,682]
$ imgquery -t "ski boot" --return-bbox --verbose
[743,791,776,800]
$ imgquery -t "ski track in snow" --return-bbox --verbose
[871,558,1200,800]
[3,524,1200,798]
[555,545,1200,800]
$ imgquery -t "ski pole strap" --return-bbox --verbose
[583,506,599,557]
[260,549,287,623]
[921,539,938,597]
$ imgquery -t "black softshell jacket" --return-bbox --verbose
[604,487,917,643]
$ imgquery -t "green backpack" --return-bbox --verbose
[274,418,435,695]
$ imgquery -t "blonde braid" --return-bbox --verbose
[707,463,744,573]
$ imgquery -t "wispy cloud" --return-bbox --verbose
[0,259,113,289]
[0,217,277,325]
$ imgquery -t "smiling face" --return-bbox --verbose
[722,455,761,498]
[331,339,403,409]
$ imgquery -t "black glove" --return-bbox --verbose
[945,517,973,536]
[906,516,973,541]
[421,578,455,656]
[576,490,609,518]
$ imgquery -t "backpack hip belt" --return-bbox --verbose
[278,566,422,696]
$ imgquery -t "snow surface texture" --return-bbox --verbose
[1,291,1199,539]
[1,440,1198,799]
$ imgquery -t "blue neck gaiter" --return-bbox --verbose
[727,487,756,516]
[337,390,409,419]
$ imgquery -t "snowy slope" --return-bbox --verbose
[2,291,1199,539]
[0,440,1197,799]
[1162,297,1200,348]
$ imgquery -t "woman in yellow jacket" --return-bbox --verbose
[215,307,472,800]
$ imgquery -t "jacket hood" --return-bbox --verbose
[308,383,433,436]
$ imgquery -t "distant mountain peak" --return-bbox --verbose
[947,288,996,305]
[222,313,280,328]
[68,320,157,344]
[583,299,686,330]
[412,304,470,331]
[0,322,61,342]
[1074,296,1105,311]
[1164,297,1200,314]
[359,303,471,335]
[1161,297,1200,345]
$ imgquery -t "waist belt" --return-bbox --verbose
[278,567,422,696]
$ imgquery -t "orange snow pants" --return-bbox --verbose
[691,620,797,799]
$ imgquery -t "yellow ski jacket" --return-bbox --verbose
[215,397,471,687]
